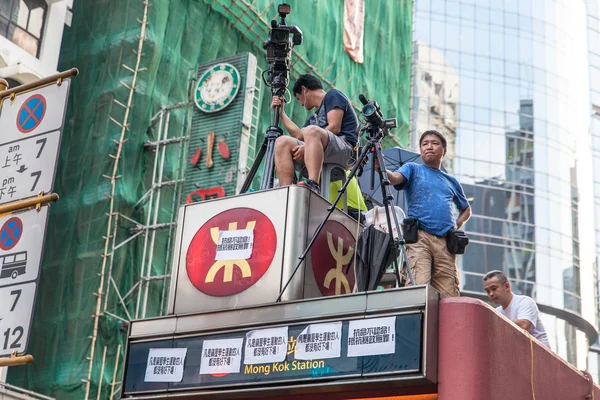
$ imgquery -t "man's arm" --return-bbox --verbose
[272,96,303,139]
[386,170,407,187]
[325,108,344,134]
[514,319,532,330]
[513,297,539,332]
[455,206,471,229]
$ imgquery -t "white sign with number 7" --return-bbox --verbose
[0,282,37,357]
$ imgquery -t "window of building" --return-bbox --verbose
[0,0,47,57]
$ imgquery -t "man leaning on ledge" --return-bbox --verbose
[483,270,551,348]
[381,130,471,298]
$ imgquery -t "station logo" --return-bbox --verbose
[186,208,277,296]
[310,221,355,296]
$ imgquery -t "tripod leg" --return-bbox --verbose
[261,138,276,189]
[242,104,284,192]
[276,142,374,302]
[241,137,268,193]
[373,147,415,286]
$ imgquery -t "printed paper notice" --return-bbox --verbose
[244,326,288,365]
[295,321,342,360]
[347,316,396,357]
[200,338,243,375]
[144,348,187,382]
[215,229,254,260]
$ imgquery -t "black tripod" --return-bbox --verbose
[240,72,287,192]
[276,104,415,302]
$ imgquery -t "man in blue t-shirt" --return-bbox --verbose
[271,74,358,193]
[382,130,471,297]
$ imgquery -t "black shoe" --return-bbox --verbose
[298,179,321,194]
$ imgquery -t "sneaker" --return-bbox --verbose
[298,179,321,194]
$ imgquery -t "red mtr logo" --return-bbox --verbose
[186,208,277,296]
[310,221,356,296]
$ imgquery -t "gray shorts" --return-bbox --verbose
[294,130,355,173]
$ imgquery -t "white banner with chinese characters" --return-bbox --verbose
[347,316,396,357]
[199,338,244,375]
[215,229,254,260]
[144,348,187,382]
[295,321,342,360]
[244,326,288,364]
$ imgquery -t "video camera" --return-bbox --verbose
[263,4,303,70]
[359,94,397,132]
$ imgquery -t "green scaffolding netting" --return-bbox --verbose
[7,0,412,398]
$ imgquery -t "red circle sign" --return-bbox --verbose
[311,221,356,296]
[17,94,47,133]
[186,208,277,296]
[0,217,23,251]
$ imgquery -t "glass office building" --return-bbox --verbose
[412,0,599,373]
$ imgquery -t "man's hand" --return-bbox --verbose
[271,96,284,116]
[292,145,304,162]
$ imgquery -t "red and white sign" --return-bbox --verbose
[310,221,356,296]
[186,208,277,296]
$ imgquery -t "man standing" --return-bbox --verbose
[483,270,550,348]
[382,130,471,297]
[271,74,358,193]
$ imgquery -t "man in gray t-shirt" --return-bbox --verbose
[483,270,550,348]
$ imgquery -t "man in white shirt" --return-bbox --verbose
[483,270,550,348]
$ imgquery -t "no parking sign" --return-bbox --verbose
[0,80,70,205]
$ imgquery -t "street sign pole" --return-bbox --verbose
[0,69,78,378]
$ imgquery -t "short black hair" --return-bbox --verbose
[419,130,447,149]
[483,270,509,284]
[293,74,323,95]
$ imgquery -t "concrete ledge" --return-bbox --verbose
[438,297,600,400]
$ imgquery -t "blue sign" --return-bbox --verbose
[123,313,422,394]
[0,216,23,250]
[17,94,47,133]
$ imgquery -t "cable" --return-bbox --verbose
[527,331,536,400]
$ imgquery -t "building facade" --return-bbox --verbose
[0,0,73,84]
[412,0,599,374]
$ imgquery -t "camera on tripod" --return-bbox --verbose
[240,4,303,192]
[359,94,397,132]
[263,4,303,69]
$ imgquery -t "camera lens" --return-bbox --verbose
[363,104,376,117]
[272,29,288,43]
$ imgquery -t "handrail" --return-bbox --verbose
[0,69,79,100]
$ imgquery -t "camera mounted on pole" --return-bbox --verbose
[358,94,397,139]
[241,3,303,192]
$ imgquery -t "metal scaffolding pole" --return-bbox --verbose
[84,1,150,398]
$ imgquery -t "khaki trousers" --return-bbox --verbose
[405,230,459,297]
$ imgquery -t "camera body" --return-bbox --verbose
[359,94,397,133]
[263,4,303,70]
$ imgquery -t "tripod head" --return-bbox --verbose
[358,94,397,140]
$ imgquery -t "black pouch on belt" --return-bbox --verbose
[446,229,469,254]
[403,218,419,244]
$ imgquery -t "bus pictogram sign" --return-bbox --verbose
[17,94,47,134]
[0,217,23,251]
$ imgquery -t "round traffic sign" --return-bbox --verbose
[17,94,47,133]
[0,217,23,250]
